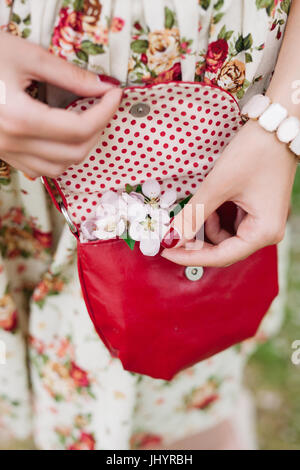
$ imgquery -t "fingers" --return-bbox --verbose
[234,206,246,233]
[15,87,122,143]
[162,211,284,268]
[162,234,257,268]
[204,207,246,245]
[205,212,231,245]
[170,170,229,246]
[22,37,117,97]
[2,116,104,177]
[3,153,68,179]
[2,125,102,164]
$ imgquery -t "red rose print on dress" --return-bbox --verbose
[205,39,228,73]
[111,17,125,33]
[70,362,90,388]
[32,229,52,249]
[0,294,18,332]
[51,7,84,59]
[68,432,96,450]
[130,432,163,450]
[183,380,220,411]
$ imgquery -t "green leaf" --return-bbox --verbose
[130,39,149,54]
[74,0,84,12]
[22,28,31,39]
[76,50,88,63]
[218,25,233,41]
[135,184,143,194]
[164,7,175,29]
[236,88,245,100]
[169,195,193,219]
[235,35,244,53]
[245,52,253,63]
[224,30,234,41]
[80,40,105,55]
[121,232,136,251]
[11,13,21,24]
[280,0,291,14]
[212,12,224,24]
[125,184,134,194]
[214,0,224,11]
[235,33,253,53]
[199,0,211,10]
[23,14,31,25]
[0,178,10,186]
[218,25,226,40]
[243,33,253,50]
[255,0,274,10]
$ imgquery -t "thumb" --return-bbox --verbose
[29,46,118,97]
[162,172,228,249]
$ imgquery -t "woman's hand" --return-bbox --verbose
[0,32,122,178]
[162,0,300,268]
[161,119,297,267]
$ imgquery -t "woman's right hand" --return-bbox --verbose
[0,32,122,179]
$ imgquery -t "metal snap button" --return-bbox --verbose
[129,103,150,118]
[185,266,204,282]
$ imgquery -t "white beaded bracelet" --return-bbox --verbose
[241,94,300,157]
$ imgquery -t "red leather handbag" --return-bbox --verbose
[43,81,279,380]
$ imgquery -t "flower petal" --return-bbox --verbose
[142,179,161,199]
[81,218,98,241]
[100,190,119,206]
[160,189,177,209]
[122,192,145,205]
[149,208,170,225]
[93,229,116,240]
[129,220,143,241]
[116,219,126,237]
[128,203,148,222]
[96,203,117,218]
[140,238,161,257]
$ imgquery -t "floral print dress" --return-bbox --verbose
[0,0,292,450]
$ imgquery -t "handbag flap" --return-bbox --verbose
[51,81,242,227]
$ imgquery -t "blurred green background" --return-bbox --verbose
[245,168,300,450]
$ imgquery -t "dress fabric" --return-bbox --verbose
[0,0,291,450]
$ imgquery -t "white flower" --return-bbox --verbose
[92,190,127,240]
[127,202,148,223]
[81,183,178,254]
[129,207,170,257]
[94,215,126,240]
[121,191,147,222]
[122,191,145,205]
[142,179,177,211]
[96,190,127,219]
[80,218,98,242]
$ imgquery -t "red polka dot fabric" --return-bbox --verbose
[56,82,242,224]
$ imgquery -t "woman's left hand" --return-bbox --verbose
[161,119,297,268]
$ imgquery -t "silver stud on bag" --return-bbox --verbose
[185,266,204,282]
[130,103,150,118]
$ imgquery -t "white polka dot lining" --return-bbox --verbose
[56,82,242,225]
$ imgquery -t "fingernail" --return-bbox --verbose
[161,226,182,249]
[98,74,120,87]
